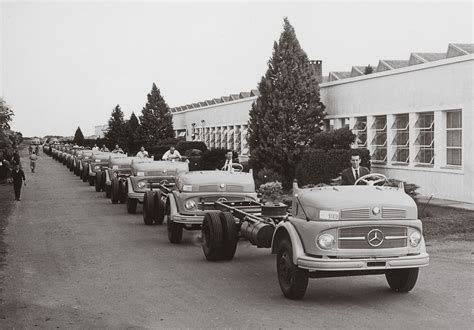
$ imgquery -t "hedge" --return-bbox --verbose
[176,141,208,154]
[295,148,371,186]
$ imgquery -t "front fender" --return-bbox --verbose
[271,221,305,264]
[167,193,179,217]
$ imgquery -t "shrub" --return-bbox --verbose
[255,168,283,189]
[158,137,178,146]
[385,178,420,201]
[312,128,356,150]
[259,181,283,204]
[295,148,371,186]
[176,141,207,155]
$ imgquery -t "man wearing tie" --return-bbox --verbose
[341,154,370,185]
[221,150,235,172]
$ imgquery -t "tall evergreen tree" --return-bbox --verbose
[139,83,174,150]
[73,126,85,145]
[127,112,140,154]
[104,105,127,150]
[248,18,326,187]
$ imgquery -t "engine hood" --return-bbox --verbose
[294,186,417,220]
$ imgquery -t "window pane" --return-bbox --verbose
[447,111,462,129]
[447,149,462,166]
[447,130,462,147]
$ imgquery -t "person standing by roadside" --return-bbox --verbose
[29,151,38,173]
[11,164,26,201]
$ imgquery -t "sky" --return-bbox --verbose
[1,0,473,137]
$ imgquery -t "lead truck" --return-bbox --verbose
[201,173,429,300]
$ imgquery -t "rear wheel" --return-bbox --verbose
[105,185,111,198]
[127,198,138,214]
[276,239,308,300]
[154,191,165,225]
[201,212,224,261]
[219,212,238,260]
[95,171,103,192]
[111,178,119,204]
[385,268,419,292]
[143,191,156,226]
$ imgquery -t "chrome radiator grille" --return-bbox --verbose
[382,208,407,219]
[340,208,371,220]
[338,226,407,249]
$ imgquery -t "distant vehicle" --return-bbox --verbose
[126,160,188,222]
[31,137,41,145]
[165,170,258,244]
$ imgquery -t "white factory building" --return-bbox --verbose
[170,44,473,203]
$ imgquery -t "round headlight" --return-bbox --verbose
[317,233,335,250]
[409,231,421,247]
[372,207,380,215]
[185,200,197,210]
[137,181,146,189]
[94,165,100,170]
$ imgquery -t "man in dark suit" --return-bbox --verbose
[220,150,239,172]
[11,164,26,201]
[341,154,370,185]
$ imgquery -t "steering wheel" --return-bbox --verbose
[354,173,387,186]
[221,163,243,172]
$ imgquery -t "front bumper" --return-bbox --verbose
[170,213,213,225]
[297,252,429,272]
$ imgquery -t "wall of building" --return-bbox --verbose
[320,55,473,202]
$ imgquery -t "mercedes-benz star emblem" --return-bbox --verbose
[367,229,384,247]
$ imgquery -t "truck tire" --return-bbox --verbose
[111,178,119,204]
[168,220,183,244]
[88,175,95,186]
[95,171,103,192]
[154,191,165,225]
[201,212,224,261]
[276,239,308,300]
[143,191,156,226]
[127,198,138,214]
[385,268,419,292]
[105,185,111,198]
[119,180,127,204]
[82,167,88,182]
[220,212,238,260]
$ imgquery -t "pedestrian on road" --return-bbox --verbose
[29,151,38,173]
[13,149,21,166]
[11,164,26,201]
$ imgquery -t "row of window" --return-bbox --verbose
[335,110,462,166]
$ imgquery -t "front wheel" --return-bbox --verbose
[276,239,308,300]
[167,220,183,244]
[201,212,224,261]
[95,171,103,192]
[127,198,138,214]
[385,268,419,292]
[143,191,156,226]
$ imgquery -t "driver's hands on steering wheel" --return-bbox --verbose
[354,173,387,186]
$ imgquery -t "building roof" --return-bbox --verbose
[328,43,473,82]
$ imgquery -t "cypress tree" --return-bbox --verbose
[73,126,85,145]
[139,83,174,150]
[104,105,127,150]
[248,18,326,187]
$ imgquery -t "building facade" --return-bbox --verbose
[171,44,473,203]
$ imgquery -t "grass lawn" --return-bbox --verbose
[418,203,474,240]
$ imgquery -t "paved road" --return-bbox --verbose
[0,154,472,328]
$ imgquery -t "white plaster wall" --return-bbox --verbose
[320,56,473,203]
[172,97,256,130]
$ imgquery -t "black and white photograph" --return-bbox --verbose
[0,0,472,328]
